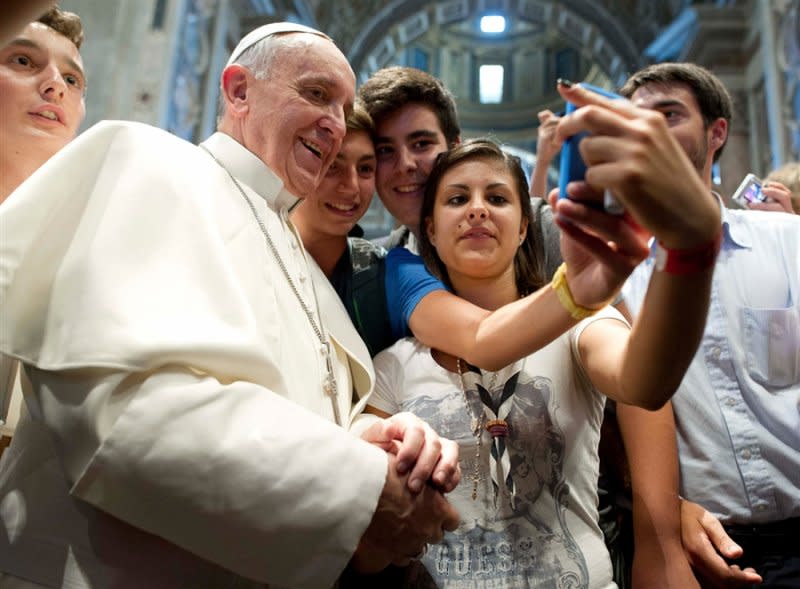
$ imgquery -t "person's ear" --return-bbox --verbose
[708,117,728,155]
[425,216,436,247]
[451,135,462,148]
[519,216,528,246]
[221,64,250,117]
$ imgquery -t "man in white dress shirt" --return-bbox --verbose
[0,23,459,589]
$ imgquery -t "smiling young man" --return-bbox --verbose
[292,103,395,357]
[359,67,459,252]
[0,22,461,589]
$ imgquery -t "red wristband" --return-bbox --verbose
[654,231,722,275]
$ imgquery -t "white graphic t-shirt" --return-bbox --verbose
[371,307,627,589]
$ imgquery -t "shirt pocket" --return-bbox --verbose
[741,305,800,388]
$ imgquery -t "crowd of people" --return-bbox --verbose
[0,5,797,589]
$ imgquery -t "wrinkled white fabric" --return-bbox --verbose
[0,121,387,588]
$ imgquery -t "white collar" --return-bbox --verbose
[200,132,299,212]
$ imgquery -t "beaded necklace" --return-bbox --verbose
[456,357,525,507]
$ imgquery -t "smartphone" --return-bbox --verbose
[558,82,625,215]
[732,173,766,207]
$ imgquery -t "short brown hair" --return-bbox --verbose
[418,139,545,295]
[38,6,84,49]
[359,67,460,145]
[619,62,732,161]
[347,100,374,136]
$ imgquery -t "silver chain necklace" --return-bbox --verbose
[201,145,341,425]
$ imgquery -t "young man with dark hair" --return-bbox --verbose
[359,66,461,251]
[619,62,731,170]
[620,62,800,587]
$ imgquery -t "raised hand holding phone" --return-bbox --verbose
[732,173,766,207]
[558,82,626,215]
[554,79,720,251]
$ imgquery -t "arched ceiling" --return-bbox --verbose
[306,0,689,73]
[346,0,642,78]
[238,1,706,151]
[301,1,690,148]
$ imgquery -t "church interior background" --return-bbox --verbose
[59,0,800,238]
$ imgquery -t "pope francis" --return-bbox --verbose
[0,23,459,589]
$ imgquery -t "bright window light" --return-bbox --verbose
[480,15,506,33]
[479,65,504,104]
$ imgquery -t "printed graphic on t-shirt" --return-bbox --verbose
[401,369,590,588]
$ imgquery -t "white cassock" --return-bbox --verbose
[0,121,387,589]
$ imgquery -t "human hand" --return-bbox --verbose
[536,109,563,164]
[549,188,650,308]
[680,499,762,587]
[747,180,794,214]
[351,453,460,573]
[360,412,461,493]
[555,81,721,249]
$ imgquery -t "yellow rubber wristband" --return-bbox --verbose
[551,263,600,320]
